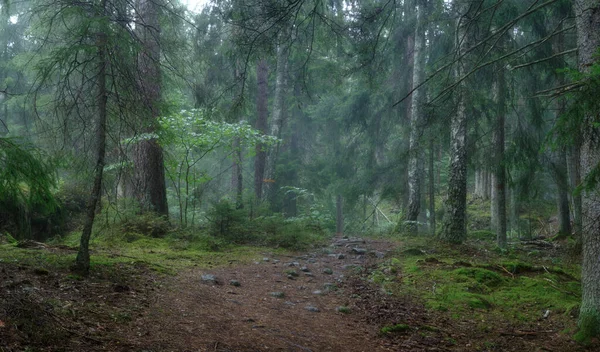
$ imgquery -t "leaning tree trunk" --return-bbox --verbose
[573,0,600,341]
[132,0,168,216]
[406,2,425,235]
[492,63,507,249]
[254,59,268,203]
[75,18,108,275]
[440,1,475,243]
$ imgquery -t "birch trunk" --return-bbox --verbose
[440,0,475,243]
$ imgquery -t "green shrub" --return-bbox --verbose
[206,200,254,243]
[119,212,170,238]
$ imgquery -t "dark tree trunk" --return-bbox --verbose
[550,150,572,237]
[75,23,108,276]
[407,2,425,235]
[254,59,268,203]
[265,36,289,207]
[429,137,436,236]
[492,65,507,249]
[231,138,243,209]
[336,195,343,236]
[568,144,582,237]
[573,0,600,340]
[133,0,168,216]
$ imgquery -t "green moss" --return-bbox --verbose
[453,268,504,287]
[380,323,410,334]
[469,230,495,240]
[574,310,600,344]
[501,261,533,274]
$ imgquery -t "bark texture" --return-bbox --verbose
[573,0,600,340]
[429,138,436,236]
[231,138,243,209]
[406,3,425,235]
[492,67,507,248]
[265,36,289,205]
[132,0,168,216]
[75,24,108,275]
[550,150,572,237]
[254,59,268,202]
[568,144,583,237]
[440,0,474,243]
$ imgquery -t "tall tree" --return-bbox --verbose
[492,62,507,248]
[132,0,168,216]
[75,2,108,274]
[264,31,289,205]
[573,0,600,341]
[439,0,479,243]
[254,59,268,202]
[406,0,426,235]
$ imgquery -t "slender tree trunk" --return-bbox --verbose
[254,59,268,202]
[510,184,520,237]
[407,3,425,235]
[336,195,343,236]
[492,65,507,248]
[440,1,475,243]
[132,0,168,216]
[75,22,108,275]
[483,171,491,200]
[429,137,436,236]
[550,149,572,237]
[568,144,583,237]
[573,0,600,340]
[265,36,289,206]
[231,138,243,209]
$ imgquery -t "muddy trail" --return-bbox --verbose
[124,237,420,352]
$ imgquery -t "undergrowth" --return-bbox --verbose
[367,235,581,337]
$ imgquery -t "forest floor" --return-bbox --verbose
[0,235,597,351]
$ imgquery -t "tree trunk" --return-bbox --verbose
[440,1,474,243]
[429,137,436,236]
[132,0,168,216]
[550,149,572,238]
[568,144,582,238]
[336,195,343,236]
[492,65,507,249]
[254,59,268,203]
[75,21,108,275]
[573,0,600,341]
[406,2,425,235]
[231,138,243,209]
[265,36,289,207]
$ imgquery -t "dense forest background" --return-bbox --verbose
[2,0,600,345]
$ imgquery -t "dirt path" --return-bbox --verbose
[125,237,406,352]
